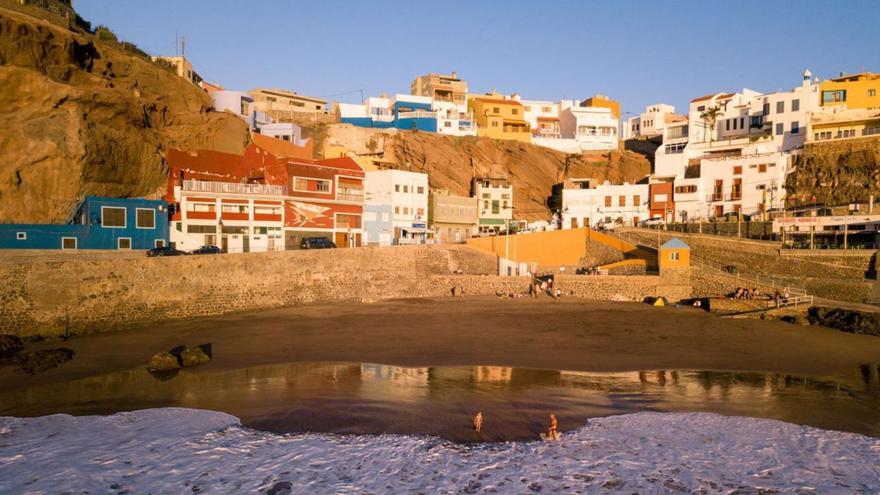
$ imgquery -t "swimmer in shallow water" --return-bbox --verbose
[474,412,483,433]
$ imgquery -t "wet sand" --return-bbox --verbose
[2,297,879,392]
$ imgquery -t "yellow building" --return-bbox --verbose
[658,238,690,270]
[809,109,880,142]
[581,94,621,118]
[819,72,880,110]
[468,93,531,143]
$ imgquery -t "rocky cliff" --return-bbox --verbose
[322,125,651,221]
[0,6,248,223]
[787,137,880,205]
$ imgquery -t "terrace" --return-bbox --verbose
[183,180,286,196]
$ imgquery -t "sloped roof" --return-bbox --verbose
[252,133,309,159]
[691,92,734,103]
[661,238,690,249]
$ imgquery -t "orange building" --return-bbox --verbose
[580,94,621,119]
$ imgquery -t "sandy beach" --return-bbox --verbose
[2,297,879,391]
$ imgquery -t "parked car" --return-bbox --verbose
[640,219,665,227]
[190,245,222,255]
[146,246,186,257]
[714,212,753,222]
[301,237,336,249]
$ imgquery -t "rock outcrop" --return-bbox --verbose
[0,6,249,223]
[787,137,880,206]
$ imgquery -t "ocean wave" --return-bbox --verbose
[1,408,878,494]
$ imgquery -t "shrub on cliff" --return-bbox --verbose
[807,306,880,336]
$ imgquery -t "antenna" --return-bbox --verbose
[175,31,178,56]
[181,35,186,58]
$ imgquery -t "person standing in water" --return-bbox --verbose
[474,412,483,433]
[548,413,558,440]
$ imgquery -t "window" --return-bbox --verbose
[61,237,77,250]
[416,208,424,217]
[188,202,215,213]
[403,185,409,193]
[654,194,668,202]
[154,239,165,248]
[493,107,500,114]
[733,166,742,175]
[725,120,730,131]
[136,208,155,229]
[776,123,784,135]
[697,105,705,112]
[542,106,552,112]
[395,184,400,192]
[791,121,800,134]
[776,101,784,113]
[101,206,126,228]
[759,163,767,173]
[756,184,766,190]
[740,117,744,129]
[444,121,452,128]
[403,207,409,215]
[117,237,132,250]
[491,121,499,127]
[221,204,247,214]
[417,186,425,194]
[511,108,519,115]
[394,207,400,214]
[869,89,877,97]
[674,185,697,194]
[633,195,641,205]
[187,225,216,234]
[791,99,800,112]
[605,196,612,207]
[669,252,680,261]
[293,178,331,193]
[524,106,532,112]
[618,195,626,207]
[665,143,686,154]
[492,200,500,214]
[762,102,770,115]
[16,232,26,240]
[822,90,846,104]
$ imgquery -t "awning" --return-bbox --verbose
[479,218,506,225]
[402,227,429,233]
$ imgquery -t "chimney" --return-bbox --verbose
[451,71,458,79]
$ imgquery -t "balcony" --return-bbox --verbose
[730,191,742,201]
[183,179,286,196]
[708,193,724,202]
[336,192,365,202]
[398,110,436,119]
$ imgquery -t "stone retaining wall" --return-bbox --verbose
[0,245,674,338]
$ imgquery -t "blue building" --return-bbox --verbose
[0,196,170,250]
[338,94,438,132]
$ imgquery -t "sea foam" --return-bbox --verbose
[1,408,878,493]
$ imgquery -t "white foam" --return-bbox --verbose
[1,408,878,493]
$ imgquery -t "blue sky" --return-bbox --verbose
[77,0,879,115]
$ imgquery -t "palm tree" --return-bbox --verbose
[700,105,722,143]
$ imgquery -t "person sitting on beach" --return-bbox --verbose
[474,412,483,433]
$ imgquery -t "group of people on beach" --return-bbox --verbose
[732,287,789,303]
[473,411,559,441]
[494,274,561,300]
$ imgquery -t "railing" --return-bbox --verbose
[709,193,723,202]
[730,191,742,201]
[183,180,286,196]
[610,229,809,297]
[397,110,436,119]
[336,192,364,202]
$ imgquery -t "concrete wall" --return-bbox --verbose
[0,244,678,338]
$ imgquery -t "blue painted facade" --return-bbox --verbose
[0,196,170,250]
[363,204,393,246]
[340,97,439,132]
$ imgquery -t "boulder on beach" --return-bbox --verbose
[11,348,74,375]
[181,345,212,367]
[0,334,23,358]
[147,352,181,372]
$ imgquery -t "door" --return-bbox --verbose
[335,232,348,248]
[570,217,577,229]
[242,234,250,253]
[205,234,216,247]
[714,205,724,218]
[221,235,228,253]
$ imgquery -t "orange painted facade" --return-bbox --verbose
[466,227,645,266]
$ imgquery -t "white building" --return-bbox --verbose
[364,169,429,244]
[520,99,561,138]
[652,70,820,221]
[474,177,513,233]
[561,180,649,228]
[171,180,286,253]
[559,100,619,151]
[257,122,310,147]
[624,104,686,140]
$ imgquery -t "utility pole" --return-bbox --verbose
[844,206,849,250]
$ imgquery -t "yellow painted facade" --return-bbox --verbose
[811,113,880,142]
[466,228,647,266]
[819,73,880,110]
[468,94,531,143]
[658,245,690,270]
[581,94,621,118]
